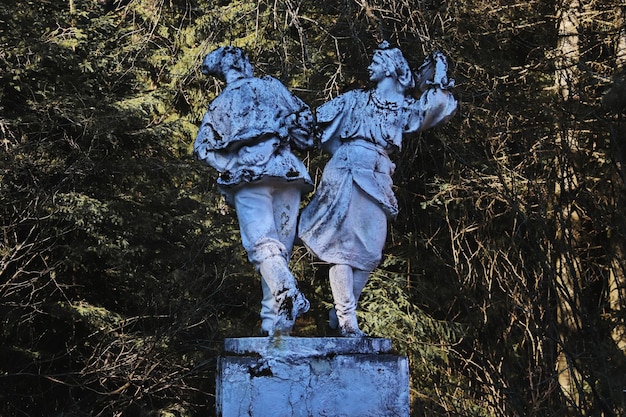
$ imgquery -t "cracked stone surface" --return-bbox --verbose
[217,337,409,417]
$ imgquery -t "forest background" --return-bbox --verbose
[1,0,626,416]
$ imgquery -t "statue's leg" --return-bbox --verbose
[270,185,300,255]
[329,264,364,337]
[260,185,299,334]
[260,278,278,335]
[265,184,310,334]
[328,268,370,331]
[256,245,309,334]
[353,269,370,303]
[234,183,309,335]
[328,308,339,330]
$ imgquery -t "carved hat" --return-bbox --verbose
[201,46,254,80]
[374,41,415,92]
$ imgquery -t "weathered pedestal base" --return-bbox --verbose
[216,337,409,417]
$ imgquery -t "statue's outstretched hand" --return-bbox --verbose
[415,51,455,92]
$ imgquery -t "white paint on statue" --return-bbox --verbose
[194,46,313,336]
[299,41,458,337]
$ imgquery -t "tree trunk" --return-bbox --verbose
[609,5,626,354]
[617,6,626,69]
[555,0,580,102]
[554,0,585,410]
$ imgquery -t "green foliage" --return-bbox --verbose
[2,0,626,416]
[0,0,253,414]
[358,266,478,415]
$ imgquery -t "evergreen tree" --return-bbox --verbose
[1,0,625,415]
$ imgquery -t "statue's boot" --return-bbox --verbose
[352,269,369,304]
[329,264,365,337]
[328,269,369,331]
[258,254,309,335]
[260,279,279,335]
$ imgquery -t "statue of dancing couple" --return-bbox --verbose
[194,42,457,337]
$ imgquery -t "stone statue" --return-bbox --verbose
[298,41,457,337]
[194,46,314,336]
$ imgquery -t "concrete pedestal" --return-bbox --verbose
[216,337,409,417]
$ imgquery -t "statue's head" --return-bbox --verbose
[201,46,254,80]
[372,41,415,92]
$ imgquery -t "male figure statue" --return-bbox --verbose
[194,46,313,336]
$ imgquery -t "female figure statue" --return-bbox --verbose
[298,41,457,336]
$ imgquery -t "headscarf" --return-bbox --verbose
[374,41,415,92]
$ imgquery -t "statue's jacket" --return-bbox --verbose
[194,76,314,199]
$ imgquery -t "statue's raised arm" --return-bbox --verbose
[298,41,457,337]
[411,50,458,132]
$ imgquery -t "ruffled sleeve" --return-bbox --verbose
[316,90,362,154]
[405,88,457,133]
